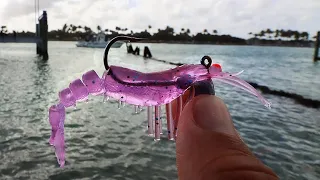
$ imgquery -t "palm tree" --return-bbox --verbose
[77,25,82,32]
[180,28,185,35]
[0,26,7,33]
[300,32,309,40]
[286,30,293,40]
[72,25,77,33]
[213,30,218,34]
[84,26,92,33]
[104,29,109,35]
[203,29,208,34]
[259,30,265,39]
[165,26,175,35]
[274,30,280,39]
[122,28,128,34]
[97,25,101,33]
[265,29,273,40]
[279,29,285,40]
[293,31,300,41]
[186,28,190,35]
[115,26,121,34]
[62,24,68,33]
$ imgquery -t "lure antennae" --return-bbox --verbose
[103,36,146,70]
[201,55,212,69]
[232,70,244,76]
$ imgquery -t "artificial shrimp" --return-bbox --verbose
[48,36,271,167]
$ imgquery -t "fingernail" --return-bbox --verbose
[193,80,215,96]
[192,96,235,135]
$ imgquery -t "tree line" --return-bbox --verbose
[0,24,318,45]
[248,29,315,41]
[44,24,247,44]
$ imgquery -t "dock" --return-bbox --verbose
[36,11,49,60]
[0,11,48,60]
[314,31,320,62]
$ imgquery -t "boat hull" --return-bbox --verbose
[76,41,124,48]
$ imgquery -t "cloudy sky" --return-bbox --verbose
[0,0,319,38]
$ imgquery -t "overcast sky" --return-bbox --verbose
[0,0,319,38]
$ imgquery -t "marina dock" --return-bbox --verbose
[0,10,48,60]
[36,11,48,60]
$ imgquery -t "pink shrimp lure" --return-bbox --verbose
[48,36,271,167]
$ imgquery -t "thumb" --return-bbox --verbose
[175,94,278,180]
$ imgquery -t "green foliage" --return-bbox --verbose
[0,23,316,46]
[249,29,310,41]
[40,24,245,44]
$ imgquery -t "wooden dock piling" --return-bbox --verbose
[314,31,320,62]
[36,23,40,55]
[36,11,49,60]
[143,46,152,58]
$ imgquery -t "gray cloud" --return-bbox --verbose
[0,0,319,38]
[1,0,64,18]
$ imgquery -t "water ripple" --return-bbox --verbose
[0,42,319,179]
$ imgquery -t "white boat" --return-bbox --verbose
[76,32,124,48]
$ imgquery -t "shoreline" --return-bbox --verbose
[0,38,315,48]
[130,41,314,48]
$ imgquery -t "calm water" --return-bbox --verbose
[0,41,319,180]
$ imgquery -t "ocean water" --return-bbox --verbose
[0,41,319,180]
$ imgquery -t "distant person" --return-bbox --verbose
[173,80,279,180]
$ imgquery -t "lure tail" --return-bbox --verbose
[49,104,65,146]
[54,113,66,167]
[48,70,106,167]
[49,103,66,167]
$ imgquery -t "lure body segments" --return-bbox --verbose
[48,36,271,167]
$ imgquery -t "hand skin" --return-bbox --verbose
[171,89,279,180]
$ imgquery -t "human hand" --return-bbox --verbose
[172,80,279,180]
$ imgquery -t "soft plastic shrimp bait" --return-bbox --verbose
[48,36,271,167]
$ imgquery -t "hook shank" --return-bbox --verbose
[103,36,146,70]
